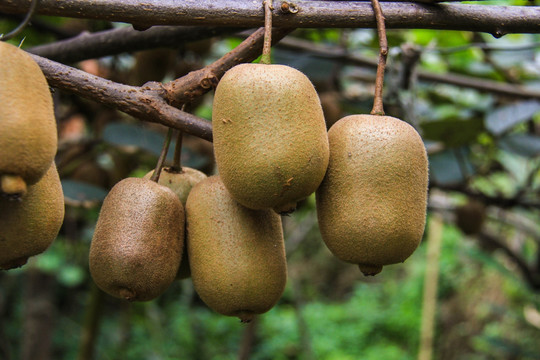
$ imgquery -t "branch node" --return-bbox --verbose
[280,1,299,14]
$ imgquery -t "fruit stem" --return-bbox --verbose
[370,0,388,116]
[171,130,184,172]
[150,127,173,183]
[260,0,274,65]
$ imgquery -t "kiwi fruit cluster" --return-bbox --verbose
[84,60,427,322]
[0,42,64,270]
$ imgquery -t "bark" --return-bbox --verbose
[29,26,241,64]
[1,1,539,35]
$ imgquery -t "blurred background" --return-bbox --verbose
[1,1,540,359]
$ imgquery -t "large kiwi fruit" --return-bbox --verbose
[0,163,64,270]
[212,63,329,213]
[186,175,287,322]
[316,115,428,276]
[0,42,57,197]
[143,166,207,279]
[89,177,184,301]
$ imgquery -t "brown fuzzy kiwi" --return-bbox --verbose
[0,42,57,197]
[186,176,287,322]
[455,200,485,235]
[89,177,184,301]
[0,163,64,270]
[143,166,207,279]
[316,115,428,276]
[212,63,329,213]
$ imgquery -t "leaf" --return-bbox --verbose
[102,122,169,157]
[485,100,540,136]
[102,122,209,168]
[421,117,484,147]
[429,148,475,186]
[61,179,108,206]
[498,133,540,157]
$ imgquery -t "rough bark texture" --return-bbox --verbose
[1,1,539,35]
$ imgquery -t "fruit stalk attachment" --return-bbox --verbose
[260,0,274,65]
[171,130,184,173]
[150,127,173,183]
[370,0,388,116]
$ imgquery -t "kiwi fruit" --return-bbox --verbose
[143,166,207,279]
[455,200,485,235]
[186,175,287,322]
[212,63,329,213]
[0,42,57,197]
[0,163,64,270]
[316,115,428,276]
[89,177,184,301]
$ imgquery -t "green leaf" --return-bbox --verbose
[429,148,475,186]
[498,133,540,157]
[485,100,540,136]
[61,179,108,205]
[421,117,484,147]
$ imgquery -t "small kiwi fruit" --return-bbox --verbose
[0,42,57,197]
[89,177,184,301]
[316,115,428,276]
[186,175,287,322]
[455,200,485,235]
[0,163,64,270]
[212,63,329,213]
[143,166,207,279]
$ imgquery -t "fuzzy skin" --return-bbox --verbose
[0,42,57,186]
[186,176,287,322]
[316,115,428,274]
[143,166,207,279]
[212,63,329,211]
[89,177,184,301]
[0,163,64,269]
[143,167,207,206]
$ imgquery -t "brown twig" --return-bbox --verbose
[261,0,273,65]
[150,127,173,182]
[162,27,293,107]
[29,27,293,142]
[172,130,184,172]
[28,26,240,64]
[370,0,387,116]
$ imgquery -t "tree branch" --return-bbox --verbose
[28,26,242,63]
[275,36,540,100]
[29,27,293,141]
[162,27,293,107]
[0,1,539,35]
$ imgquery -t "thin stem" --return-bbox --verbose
[260,0,273,65]
[172,130,184,172]
[370,0,388,116]
[150,127,174,183]
[0,0,39,41]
